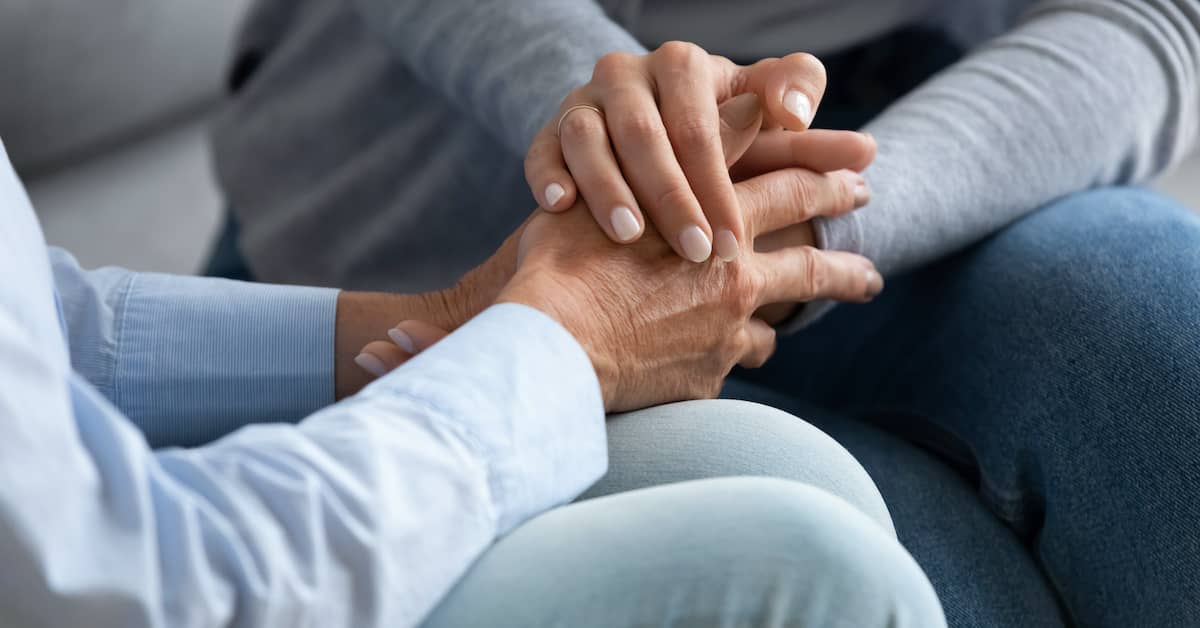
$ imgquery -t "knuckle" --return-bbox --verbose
[784,171,819,218]
[704,378,724,399]
[801,247,826,295]
[524,138,558,168]
[657,40,703,67]
[612,110,666,143]
[692,378,723,400]
[669,114,715,150]
[834,173,857,211]
[593,52,634,83]
[787,52,827,82]
[654,184,697,215]
[559,110,605,142]
[722,263,762,315]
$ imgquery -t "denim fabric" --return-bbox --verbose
[736,187,1200,627]
[423,400,946,628]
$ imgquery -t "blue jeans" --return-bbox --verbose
[729,187,1200,627]
[422,400,946,627]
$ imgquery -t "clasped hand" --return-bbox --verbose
[357,43,882,412]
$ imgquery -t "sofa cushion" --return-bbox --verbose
[0,0,250,175]
[28,115,223,275]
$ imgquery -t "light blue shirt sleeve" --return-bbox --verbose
[350,0,646,153]
[50,247,339,448]
[0,140,608,627]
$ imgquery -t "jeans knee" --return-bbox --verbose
[702,477,946,627]
[597,399,895,534]
[962,188,1200,417]
[426,476,944,628]
[985,188,1200,314]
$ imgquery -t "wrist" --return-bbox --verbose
[334,290,460,399]
[497,270,620,408]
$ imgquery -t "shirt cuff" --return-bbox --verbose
[363,303,607,534]
[117,274,338,446]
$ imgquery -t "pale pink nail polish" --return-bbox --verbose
[354,352,388,377]
[388,328,416,354]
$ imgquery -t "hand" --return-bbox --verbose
[525,41,832,263]
[354,117,878,381]
[498,167,882,412]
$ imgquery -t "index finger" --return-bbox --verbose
[736,168,865,237]
[756,247,883,305]
[731,129,876,182]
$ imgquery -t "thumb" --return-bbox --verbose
[718,93,763,167]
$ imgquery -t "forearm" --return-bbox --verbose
[1,305,606,628]
[350,0,645,153]
[817,0,1199,275]
[54,248,466,446]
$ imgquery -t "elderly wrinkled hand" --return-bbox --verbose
[357,111,880,410]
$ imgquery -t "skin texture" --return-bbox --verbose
[496,181,881,412]
[346,120,879,411]
[525,42,832,263]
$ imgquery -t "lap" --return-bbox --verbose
[583,398,893,535]
[580,383,1069,628]
[423,475,943,628]
[423,400,944,627]
[743,187,1200,626]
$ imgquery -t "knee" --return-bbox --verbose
[986,188,1200,315]
[598,399,895,534]
[968,188,1200,403]
[427,476,945,628]
[692,477,946,627]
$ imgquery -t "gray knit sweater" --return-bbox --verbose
[212,0,1199,320]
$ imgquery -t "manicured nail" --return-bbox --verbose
[544,183,566,208]
[865,270,884,298]
[610,206,641,242]
[719,93,761,130]
[714,229,740,261]
[388,328,416,353]
[854,182,871,208]
[679,225,712,262]
[783,90,813,127]
[354,352,388,377]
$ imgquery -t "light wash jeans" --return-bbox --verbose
[422,400,946,627]
[728,187,1200,627]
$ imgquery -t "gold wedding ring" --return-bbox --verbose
[556,104,604,138]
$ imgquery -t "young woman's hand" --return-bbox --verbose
[525,41,834,263]
[354,128,878,382]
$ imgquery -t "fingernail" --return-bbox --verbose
[714,229,739,261]
[679,225,712,262]
[719,93,761,130]
[354,352,388,377]
[854,182,871,208]
[610,206,641,242]
[865,270,884,298]
[388,328,416,353]
[544,183,566,208]
[783,90,813,126]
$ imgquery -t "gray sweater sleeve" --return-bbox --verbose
[350,0,646,155]
[816,0,1200,278]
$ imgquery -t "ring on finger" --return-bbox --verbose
[557,104,604,138]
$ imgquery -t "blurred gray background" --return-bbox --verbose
[4,1,1197,276]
